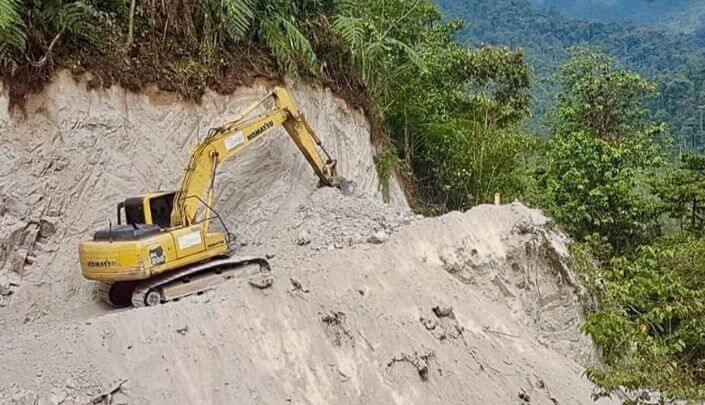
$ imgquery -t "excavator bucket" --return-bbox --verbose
[321,159,356,196]
[338,178,357,196]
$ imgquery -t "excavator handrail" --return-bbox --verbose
[177,194,234,245]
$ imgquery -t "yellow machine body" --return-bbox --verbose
[80,225,228,283]
[80,189,229,282]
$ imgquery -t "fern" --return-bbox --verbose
[212,0,255,43]
[261,16,316,76]
[282,17,316,71]
[335,0,358,15]
[0,0,25,72]
[332,15,365,47]
[331,10,419,100]
[40,2,106,42]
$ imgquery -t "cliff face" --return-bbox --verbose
[0,74,610,404]
[0,72,405,324]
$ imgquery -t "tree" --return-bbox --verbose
[378,19,532,210]
[656,153,705,234]
[553,48,657,143]
[538,49,665,252]
[422,115,530,207]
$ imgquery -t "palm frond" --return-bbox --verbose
[0,0,25,71]
[261,16,316,76]
[213,0,254,43]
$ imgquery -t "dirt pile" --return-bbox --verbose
[0,201,610,404]
[0,75,611,404]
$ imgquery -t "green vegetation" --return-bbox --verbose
[3,0,705,399]
[656,154,705,234]
[381,23,532,209]
[536,49,705,399]
[535,49,665,253]
[583,237,705,399]
[530,0,705,34]
[375,145,398,203]
[438,0,705,151]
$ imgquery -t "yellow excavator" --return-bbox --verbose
[79,87,352,307]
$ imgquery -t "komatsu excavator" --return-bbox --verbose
[79,87,351,307]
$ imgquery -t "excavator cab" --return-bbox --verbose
[120,192,176,229]
[93,192,176,242]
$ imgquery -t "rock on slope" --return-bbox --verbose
[0,74,610,404]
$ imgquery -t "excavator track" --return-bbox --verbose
[99,256,270,308]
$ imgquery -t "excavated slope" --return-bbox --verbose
[0,72,405,326]
[0,74,611,404]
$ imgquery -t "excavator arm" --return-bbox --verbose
[171,87,346,229]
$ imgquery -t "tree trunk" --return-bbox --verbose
[127,0,136,47]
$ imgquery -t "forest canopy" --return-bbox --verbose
[438,0,705,153]
[529,0,705,33]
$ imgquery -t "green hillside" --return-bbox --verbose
[4,1,705,397]
[531,0,705,33]
[438,0,705,148]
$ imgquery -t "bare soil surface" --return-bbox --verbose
[0,74,612,404]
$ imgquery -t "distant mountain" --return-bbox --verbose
[437,0,705,149]
[530,0,705,33]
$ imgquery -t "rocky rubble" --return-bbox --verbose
[276,188,416,251]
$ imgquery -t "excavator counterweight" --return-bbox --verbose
[78,87,351,307]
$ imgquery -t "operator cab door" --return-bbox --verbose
[171,225,206,259]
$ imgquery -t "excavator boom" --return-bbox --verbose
[172,87,346,229]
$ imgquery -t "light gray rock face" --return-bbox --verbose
[0,72,406,324]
